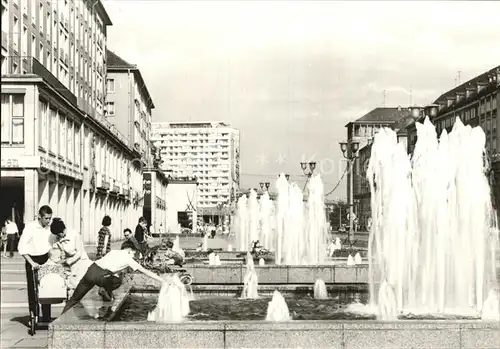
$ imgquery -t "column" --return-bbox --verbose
[48,178,58,216]
[38,175,50,207]
[24,169,39,223]
[73,186,81,232]
[66,186,74,229]
[57,183,67,220]
[80,189,89,241]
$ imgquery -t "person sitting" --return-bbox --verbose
[163,240,184,266]
[61,242,167,315]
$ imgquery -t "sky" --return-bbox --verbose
[103,0,500,199]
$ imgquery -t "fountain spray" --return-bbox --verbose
[367,117,499,319]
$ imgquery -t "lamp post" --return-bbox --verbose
[279,174,291,181]
[259,182,270,191]
[216,202,223,226]
[339,140,360,244]
[300,162,317,178]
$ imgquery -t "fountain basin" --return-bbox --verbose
[49,309,499,349]
[138,265,369,284]
[114,290,371,322]
[48,279,499,348]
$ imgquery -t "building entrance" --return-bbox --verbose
[0,177,25,232]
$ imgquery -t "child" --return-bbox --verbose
[37,248,70,301]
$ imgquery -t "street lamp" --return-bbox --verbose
[339,140,360,244]
[300,162,316,177]
[259,182,270,191]
[279,173,291,181]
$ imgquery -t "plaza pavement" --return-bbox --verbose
[1,233,498,348]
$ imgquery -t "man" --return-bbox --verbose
[134,217,148,244]
[4,218,18,258]
[61,242,166,314]
[121,228,145,256]
[18,205,56,323]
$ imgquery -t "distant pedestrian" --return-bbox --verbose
[18,205,56,323]
[134,217,148,244]
[4,218,19,258]
[96,216,112,260]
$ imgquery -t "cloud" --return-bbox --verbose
[103,0,500,195]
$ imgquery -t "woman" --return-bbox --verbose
[96,215,112,259]
[49,218,92,291]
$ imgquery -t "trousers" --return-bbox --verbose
[62,263,122,314]
[25,253,51,321]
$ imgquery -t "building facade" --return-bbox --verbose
[406,66,500,216]
[105,49,153,163]
[143,167,168,236]
[345,107,411,230]
[151,121,241,220]
[1,0,147,244]
[165,179,198,233]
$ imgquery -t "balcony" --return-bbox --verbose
[3,56,77,105]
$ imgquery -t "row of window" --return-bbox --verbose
[38,99,81,164]
[0,94,24,145]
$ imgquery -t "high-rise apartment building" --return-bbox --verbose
[151,121,241,217]
[0,0,148,244]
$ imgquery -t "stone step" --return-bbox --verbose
[1,272,28,283]
[1,288,28,304]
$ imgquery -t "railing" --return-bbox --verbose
[3,56,77,106]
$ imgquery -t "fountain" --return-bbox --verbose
[265,290,291,321]
[49,118,499,349]
[147,274,190,323]
[313,279,328,299]
[347,255,355,266]
[236,173,328,265]
[202,233,208,251]
[354,252,362,265]
[367,117,499,319]
[208,252,221,266]
[241,252,259,299]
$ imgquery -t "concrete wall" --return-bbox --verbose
[50,320,500,349]
[166,181,197,232]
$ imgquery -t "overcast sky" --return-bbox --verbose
[103,0,500,198]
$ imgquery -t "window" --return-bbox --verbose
[50,108,57,152]
[106,78,115,93]
[39,100,48,148]
[22,25,27,55]
[67,120,73,162]
[105,101,115,116]
[1,94,25,145]
[74,123,80,167]
[59,114,66,158]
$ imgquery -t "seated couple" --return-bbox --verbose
[61,240,167,315]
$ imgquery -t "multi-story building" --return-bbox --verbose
[105,49,153,164]
[151,121,240,222]
[142,145,168,234]
[1,0,146,244]
[105,49,157,229]
[345,107,411,230]
[406,65,500,215]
